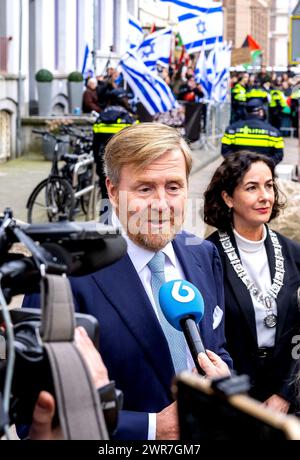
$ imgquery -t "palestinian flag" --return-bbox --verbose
[242,35,262,64]
[174,32,185,68]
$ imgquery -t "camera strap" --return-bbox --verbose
[40,274,108,440]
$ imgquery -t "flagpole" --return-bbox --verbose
[93,0,97,75]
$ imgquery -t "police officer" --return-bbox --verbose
[221,98,284,165]
[269,85,289,130]
[92,90,137,199]
[231,73,249,122]
[291,84,300,137]
[246,78,269,106]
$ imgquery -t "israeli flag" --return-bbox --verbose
[137,27,172,71]
[195,49,212,100]
[81,43,94,79]
[212,41,232,103]
[160,0,223,53]
[119,52,178,115]
[195,41,231,103]
[128,14,144,50]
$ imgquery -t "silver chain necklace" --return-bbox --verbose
[218,228,285,328]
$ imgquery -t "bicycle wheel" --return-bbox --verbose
[27,177,75,223]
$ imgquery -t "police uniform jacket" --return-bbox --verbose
[221,114,284,165]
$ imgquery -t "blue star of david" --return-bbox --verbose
[142,42,155,59]
[197,20,206,35]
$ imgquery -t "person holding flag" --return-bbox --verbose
[119,52,178,116]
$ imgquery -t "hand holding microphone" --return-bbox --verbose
[159,280,230,378]
[197,350,231,379]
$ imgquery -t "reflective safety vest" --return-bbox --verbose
[93,121,136,134]
[221,116,284,165]
[93,107,138,135]
[222,126,284,148]
[269,89,288,109]
[246,88,269,102]
[232,83,247,103]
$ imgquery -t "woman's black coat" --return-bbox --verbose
[207,227,300,403]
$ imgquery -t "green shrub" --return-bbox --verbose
[35,69,54,82]
[68,71,84,82]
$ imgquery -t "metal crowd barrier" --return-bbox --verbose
[203,102,231,150]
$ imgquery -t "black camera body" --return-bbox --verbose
[0,220,127,303]
[0,211,127,435]
[0,309,99,427]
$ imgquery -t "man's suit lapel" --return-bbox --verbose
[172,237,209,294]
[91,254,174,395]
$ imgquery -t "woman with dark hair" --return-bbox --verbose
[204,151,300,413]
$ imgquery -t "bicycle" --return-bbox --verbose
[27,130,98,224]
[61,125,97,216]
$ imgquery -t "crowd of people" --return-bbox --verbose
[81,61,205,116]
[82,62,300,163]
[83,62,300,119]
[82,67,130,115]
[230,65,300,136]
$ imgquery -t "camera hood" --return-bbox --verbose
[20,221,127,276]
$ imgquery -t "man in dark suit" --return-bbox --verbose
[24,123,232,440]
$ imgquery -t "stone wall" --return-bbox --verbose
[270,179,300,242]
[21,115,94,156]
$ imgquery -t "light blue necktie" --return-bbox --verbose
[147,252,187,375]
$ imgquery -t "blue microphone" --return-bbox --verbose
[159,280,206,375]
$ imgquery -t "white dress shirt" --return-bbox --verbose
[111,213,194,439]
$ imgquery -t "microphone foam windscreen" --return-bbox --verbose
[159,280,205,331]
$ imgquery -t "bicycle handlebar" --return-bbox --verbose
[32,130,69,143]
[60,126,93,141]
[32,129,50,136]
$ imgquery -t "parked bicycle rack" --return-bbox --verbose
[73,159,99,221]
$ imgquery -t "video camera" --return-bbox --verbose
[0,308,100,428]
[0,208,127,437]
[0,208,126,302]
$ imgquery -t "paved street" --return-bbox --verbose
[0,152,50,222]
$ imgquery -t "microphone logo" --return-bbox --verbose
[171,281,196,303]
